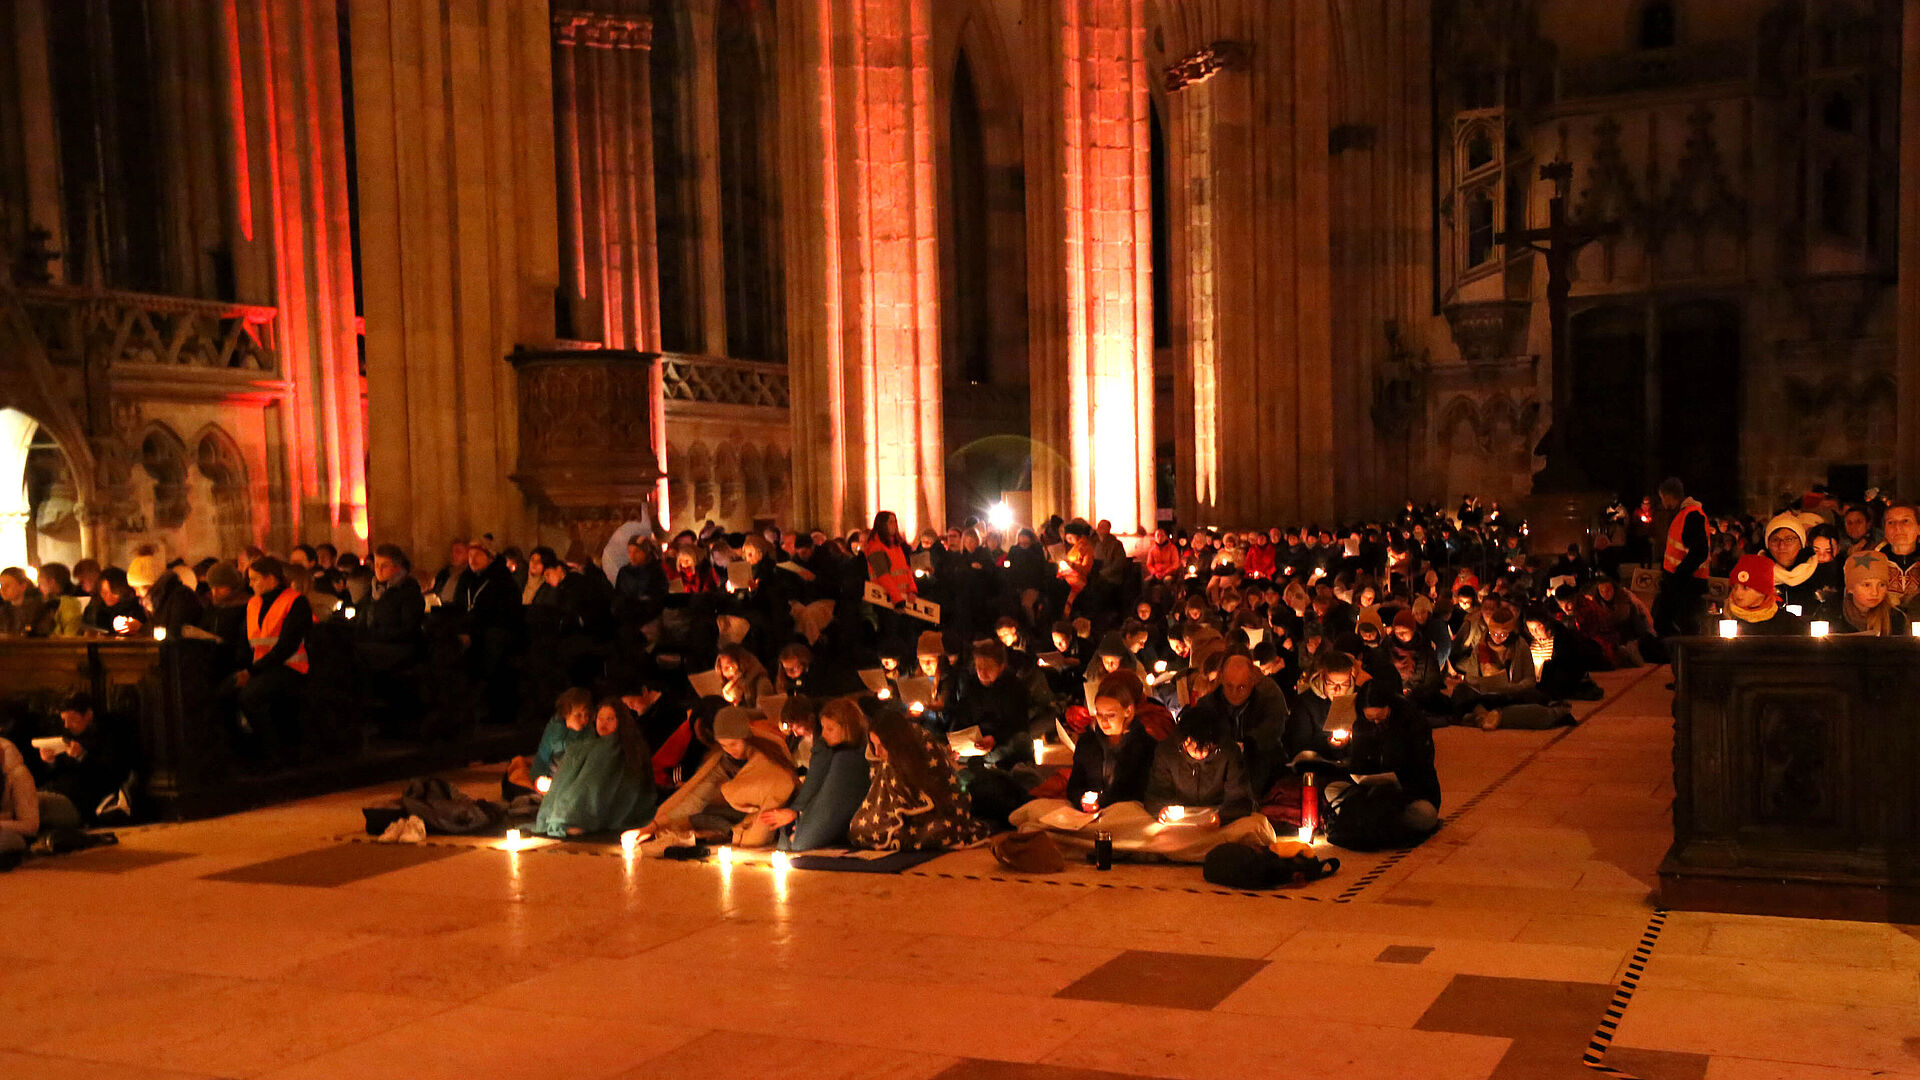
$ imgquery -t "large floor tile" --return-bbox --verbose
[1611,988,1920,1075]
[621,1031,956,1080]
[1054,950,1267,1010]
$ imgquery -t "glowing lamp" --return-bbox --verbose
[535,776,552,794]
[1032,737,1045,762]
[1810,620,1830,638]
[1718,620,1738,639]
[770,850,792,871]
[987,503,1015,532]
[620,829,640,853]
[1080,791,1099,814]
[505,828,523,848]
[1163,805,1187,823]
[1329,727,1351,746]
[112,616,132,634]
[716,845,734,865]
[152,627,167,642]
[908,701,925,716]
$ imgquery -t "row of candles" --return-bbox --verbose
[1717,618,1920,638]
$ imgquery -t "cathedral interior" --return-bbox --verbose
[2,0,1910,566]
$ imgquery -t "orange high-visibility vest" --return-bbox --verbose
[247,589,310,673]
[1663,499,1708,579]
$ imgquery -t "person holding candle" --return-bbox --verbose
[81,568,147,637]
[532,698,657,838]
[1137,711,1276,862]
[504,687,595,799]
[635,706,795,847]
[1723,554,1807,636]
[125,548,202,637]
[1320,680,1441,850]
[715,644,774,708]
[1834,550,1908,635]
[769,698,871,852]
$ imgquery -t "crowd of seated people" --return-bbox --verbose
[2,476,1909,868]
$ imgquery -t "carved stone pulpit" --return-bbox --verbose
[509,348,665,559]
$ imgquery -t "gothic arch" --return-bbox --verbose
[139,423,191,531]
[713,442,742,523]
[740,443,767,518]
[192,424,253,555]
[685,441,714,525]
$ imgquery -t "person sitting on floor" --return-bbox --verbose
[531,697,656,837]
[1834,550,1910,636]
[1136,710,1278,862]
[1,737,42,864]
[1321,680,1442,850]
[637,706,795,847]
[767,698,872,852]
[1447,603,1557,729]
[946,639,1033,767]
[36,692,132,821]
[504,687,594,798]
[847,704,991,852]
[1724,554,1808,637]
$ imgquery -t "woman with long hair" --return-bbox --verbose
[848,705,990,851]
[533,698,657,837]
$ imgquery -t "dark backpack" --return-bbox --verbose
[1202,842,1340,890]
[399,777,502,835]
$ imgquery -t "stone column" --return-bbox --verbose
[349,0,560,559]
[249,0,368,547]
[1162,1,1334,527]
[551,4,669,522]
[688,0,730,357]
[1899,2,1920,495]
[8,0,65,280]
[1024,0,1156,535]
[778,0,945,536]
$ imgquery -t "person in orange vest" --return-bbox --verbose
[1653,476,1709,639]
[237,555,312,765]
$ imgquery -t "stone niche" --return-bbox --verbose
[509,348,664,558]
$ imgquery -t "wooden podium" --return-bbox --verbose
[1663,636,1920,921]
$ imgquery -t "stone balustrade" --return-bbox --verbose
[18,285,278,374]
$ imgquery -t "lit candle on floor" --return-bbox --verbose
[1810,620,1829,637]
[716,845,734,865]
[1718,619,1738,639]
[620,829,640,853]
[1297,825,1315,845]
[505,828,522,848]
[770,850,791,871]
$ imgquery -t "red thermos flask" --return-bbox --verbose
[1300,772,1320,838]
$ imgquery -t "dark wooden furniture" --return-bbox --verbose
[1663,636,1920,921]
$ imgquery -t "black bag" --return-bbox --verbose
[1202,842,1340,890]
[1325,783,1418,852]
[398,777,503,835]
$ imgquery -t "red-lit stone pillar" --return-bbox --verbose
[778,0,945,536]
[551,5,670,524]
[1899,4,1920,497]
[1162,1,1335,528]
[255,0,369,546]
[1025,0,1156,536]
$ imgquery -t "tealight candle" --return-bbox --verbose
[1718,619,1738,638]
[1911,622,1920,638]
[535,775,552,794]
[1787,604,1803,616]
[770,850,792,871]
[505,828,522,847]
[1081,791,1099,813]
[716,845,735,865]
[620,829,640,853]
[877,688,892,700]
[908,701,925,716]
[1057,560,1070,573]
[1329,727,1351,746]
[1032,737,1045,762]
[1296,825,1315,845]
[1163,805,1187,823]
[1154,659,1168,673]
[1810,620,1830,638]
[152,627,167,642]
[341,605,356,619]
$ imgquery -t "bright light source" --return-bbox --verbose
[1810,620,1830,638]
[1057,560,1070,573]
[770,850,792,871]
[535,776,552,794]
[152,627,167,642]
[987,503,1014,532]
[1032,737,1045,762]
[716,845,735,865]
[1154,660,1168,673]
[504,828,523,848]
[341,606,356,619]
[1718,620,1738,639]
[620,829,640,853]
[1787,604,1803,616]
[1296,825,1315,844]
[23,566,37,586]
[1163,805,1186,823]
[877,688,892,700]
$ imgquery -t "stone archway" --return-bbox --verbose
[0,406,86,569]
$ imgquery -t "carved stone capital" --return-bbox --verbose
[552,10,652,50]
[1164,40,1252,92]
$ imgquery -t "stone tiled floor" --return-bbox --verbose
[4,668,1919,1079]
